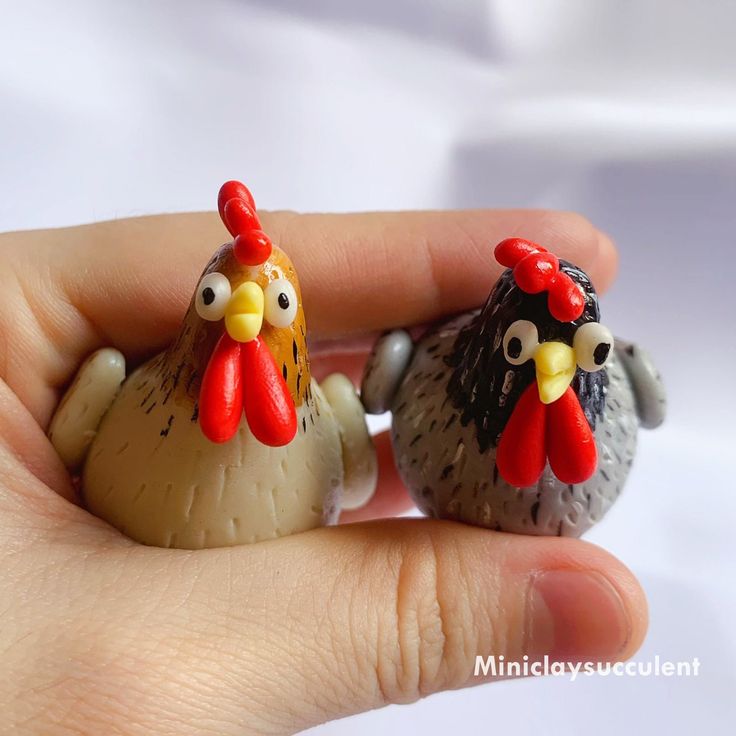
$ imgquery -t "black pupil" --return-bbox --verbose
[593,342,611,366]
[202,287,215,306]
[278,293,290,310]
[507,336,523,360]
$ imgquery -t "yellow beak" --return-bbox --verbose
[225,281,264,343]
[534,341,576,404]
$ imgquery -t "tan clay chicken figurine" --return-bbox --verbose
[49,181,377,548]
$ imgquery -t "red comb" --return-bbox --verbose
[494,238,585,322]
[217,180,273,265]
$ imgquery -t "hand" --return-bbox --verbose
[0,207,645,734]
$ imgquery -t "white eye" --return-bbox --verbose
[574,322,614,372]
[264,278,298,328]
[195,272,231,321]
[503,320,539,365]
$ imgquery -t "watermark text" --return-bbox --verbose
[474,655,700,682]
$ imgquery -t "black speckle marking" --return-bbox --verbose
[145,402,156,415]
[140,388,155,407]
[191,404,199,422]
[530,501,540,525]
[296,372,301,394]
[444,413,457,431]
[160,414,175,437]
[172,361,185,390]
[440,464,454,480]
[433,371,445,382]
[426,343,440,354]
[492,463,499,485]
[429,419,437,432]
[186,370,198,393]
[292,339,298,364]
[409,433,422,447]
[302,416,307,433]
[600,469,610,482]
[625,344,635,357]
[282,363,288,381]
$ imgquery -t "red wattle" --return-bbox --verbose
[241,337,297,447]
[496,383,547,487]
[199,334,244,443]
[546,387,597,484]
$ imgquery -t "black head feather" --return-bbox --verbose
[445,260,608,453]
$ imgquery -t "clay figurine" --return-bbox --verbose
[49,181,377,548]
[361,238,665,537]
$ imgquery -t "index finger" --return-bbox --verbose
[0,208,616,423]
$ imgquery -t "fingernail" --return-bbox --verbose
[527,570,631,662]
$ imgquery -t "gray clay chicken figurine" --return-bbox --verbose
[48,181,377,549]
[361,238,665,537]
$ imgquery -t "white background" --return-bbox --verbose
[1,1,734,733]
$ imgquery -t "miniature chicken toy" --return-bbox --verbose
[361,238,665,537]
[49,181,377,548]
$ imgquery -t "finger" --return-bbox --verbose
[339,431,414,523]
[270,209,618,337]
[0,379,76,504]
[144,520,647,733]
[260,522,647,727]
[0,209,616,424]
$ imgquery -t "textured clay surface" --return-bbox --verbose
[390,314,638,537]
[83,354,343,549]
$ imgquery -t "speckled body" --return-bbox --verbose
[50,183,378,549]
[83,349,343,549]
[389,313,638,537]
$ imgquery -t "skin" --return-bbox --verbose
[0,208,647,735]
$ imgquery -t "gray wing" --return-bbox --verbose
[360,330,413,414]
[614,339,666,429]
[48,348,126,470]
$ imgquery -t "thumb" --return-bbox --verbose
[185,519,648,733]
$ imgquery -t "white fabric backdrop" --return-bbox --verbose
[1,1,734,733]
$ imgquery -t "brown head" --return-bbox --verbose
[176,181,310,446]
